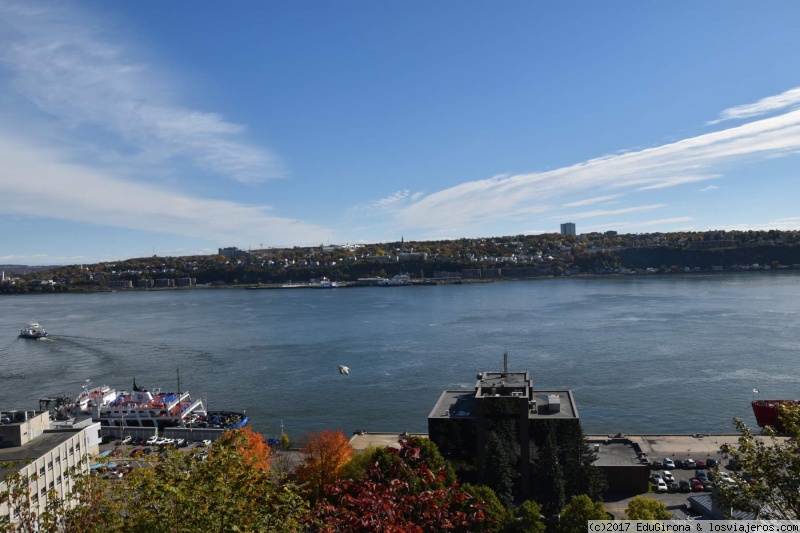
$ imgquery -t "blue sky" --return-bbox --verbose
[2,1,800,265]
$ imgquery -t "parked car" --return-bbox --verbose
[663,457,676,469]
[130,448,143,457]
[110,449,122,458]
[682,458,696,468]
[663,470,675,482]
[651,472,663,483]
[655,480,668,493]
[695,459,707,469]
[146,436,158,445]
[706,458,719,468]
[121,436,132,445]
[201,439,212,446]
[728,457,740,470]
[650,460,664,469]
[691,478,704,491]
[668,481,680,493]
[695,470,709,482]
[679,479,691,492]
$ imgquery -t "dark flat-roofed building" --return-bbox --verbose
[428,355,581,499]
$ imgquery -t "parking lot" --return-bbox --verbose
[597,433,758,519]
[93,436,213,476]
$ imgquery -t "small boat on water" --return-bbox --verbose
[19,322,48,339]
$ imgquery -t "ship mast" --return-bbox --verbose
[177,368,181,396]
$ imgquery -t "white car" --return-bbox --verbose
[656,480,668,493]
[201,439,212,446]
[683,458,696,468]
[121,436,132,445]
[663,470,674,482]
[664,457,676,469]
[146,436,158,445]
[719,472,733,483]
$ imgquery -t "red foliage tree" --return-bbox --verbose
[308,440,490,532]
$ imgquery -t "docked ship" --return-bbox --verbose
[74,378,248,431]
[19,322,48,339]
[751,399,800,433]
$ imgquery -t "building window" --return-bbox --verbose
[31,494,38,504]
[47,461,53,471]
[49,481,54,490]
[56,476,61,485]
[69,447,74,456]
[76,443,81,452]
[40,487,46,497]
[39,466,45,477]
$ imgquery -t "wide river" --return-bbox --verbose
[2,273,799,440]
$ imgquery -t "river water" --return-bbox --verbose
[1,273,798,439]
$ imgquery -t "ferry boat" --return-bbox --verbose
[74,379,248,431]
[751,399,800,433]
[19,322,48,339]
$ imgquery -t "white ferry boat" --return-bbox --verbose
[19,322,48,339]
[74,379,248,430]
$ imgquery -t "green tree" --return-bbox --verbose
[461,483,510,531]
[625,496,672,520]
[484,421,519,508]
[534,430,566,517]
[716,405,800,519]
[556,494,608,533]
[509,500,547,533]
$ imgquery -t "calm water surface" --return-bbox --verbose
[1,273,799,439]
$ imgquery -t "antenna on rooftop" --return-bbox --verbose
[502,350,508,377]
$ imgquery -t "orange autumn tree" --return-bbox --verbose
[295,430,353,500]
[215,426,272,475]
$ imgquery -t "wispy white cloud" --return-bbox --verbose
[555,204,665,221]
[563,194,622,207]
[588,217,695,231]
[636,175,717,191]
[0,136,328,246]
[351,189,424,213]
[709,86,800,125]
[397,104,800,234]
[0,1,282,183]
[700,185,719,192]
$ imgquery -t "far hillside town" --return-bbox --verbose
[3,226,800,293]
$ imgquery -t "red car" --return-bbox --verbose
[695,459,707,469]
[691,478,704,492]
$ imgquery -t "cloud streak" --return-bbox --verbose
[0,135,327,246]
[709,86,800,124]
[0,1,282,183]
[395,103,800,236]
